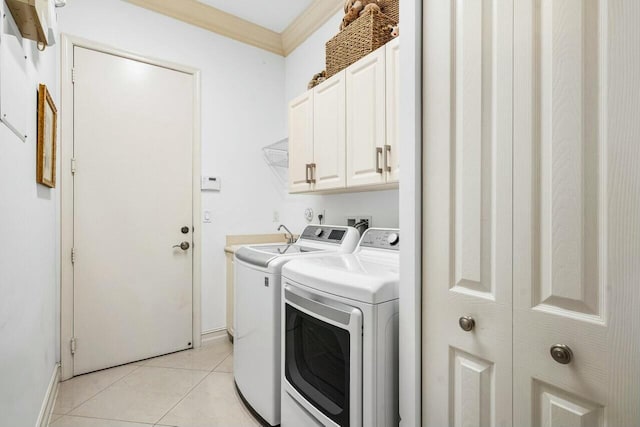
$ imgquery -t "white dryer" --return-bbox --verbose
[234,225,360,426]
[281,228,400,427]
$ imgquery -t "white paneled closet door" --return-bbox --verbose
[422,0,514,426]
[513,0,640,425]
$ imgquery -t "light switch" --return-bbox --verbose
[203,210,212,223]
[201,176,221,191]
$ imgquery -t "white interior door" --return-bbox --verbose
[422,0,514,425]
[73,47,194,375]
[288,90,314,193]
[346,47,386,187]
[513,0,640,425]
[313,70,346,191]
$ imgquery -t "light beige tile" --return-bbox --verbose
[213,353,233,373]
[145,341,232,371]
[158,372,260,427]
[53,364,140,414]
[51,415,150,427]
[50,413,63,424]
[70,367,208,424]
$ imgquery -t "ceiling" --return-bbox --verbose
[196,0,315,32]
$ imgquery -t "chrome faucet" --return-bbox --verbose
[278,224,295,244]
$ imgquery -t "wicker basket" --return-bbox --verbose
[380,0,399,24]
[326,9,396,78]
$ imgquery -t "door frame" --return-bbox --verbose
[59,34,202,381]
[399,0,423,425]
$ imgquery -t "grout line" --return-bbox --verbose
[152,370,211,425]
[210,350,233,373]
[61,363,144,415]
[141,364,212,373]
[52,413,156,425]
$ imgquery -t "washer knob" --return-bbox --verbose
[387,233,400,246]
[315,228,324,237]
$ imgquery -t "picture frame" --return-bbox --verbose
[36,83,57,188]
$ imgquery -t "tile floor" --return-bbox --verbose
[50,339,261,427]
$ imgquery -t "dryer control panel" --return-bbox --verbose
[359,229,400,251]
[300,225,352,243]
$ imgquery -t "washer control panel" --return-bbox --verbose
[359,228,400,251]
[300,225,349,243]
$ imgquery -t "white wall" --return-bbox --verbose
[58,0,287,333]
[0,2,60,425]
[280,11,400,232]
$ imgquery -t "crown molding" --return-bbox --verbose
[124,0,284,55]
[124,0,344,57]
[281,0,343,56]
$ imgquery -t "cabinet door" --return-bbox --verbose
[385,38,400,183]
[313,71,346,191]
[288,91,314,193]
[513,1,640,425]
[346,47,386,187]
[422,1,514,426]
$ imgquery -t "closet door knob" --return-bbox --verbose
[550,344,573,365]
[459,316,475,332]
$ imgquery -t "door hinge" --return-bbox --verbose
[71,158,77,175]
[70,337,77,355]
[71,248,76,264]
[71,68,77,84]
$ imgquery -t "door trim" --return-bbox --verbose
[59,34,202,381]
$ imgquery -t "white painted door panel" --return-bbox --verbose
[73,47,194,375]
[313,71,346,191]
[288,91,314,193]
[422,1,514,426]
[346,47,386,187]
[385,38,400,183]
[513,0,640,425]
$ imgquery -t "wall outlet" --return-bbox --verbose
[273,211,280,222]
[317,209,326,224]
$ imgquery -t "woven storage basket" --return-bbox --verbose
[380,0,399,24]
[326,9,396,78]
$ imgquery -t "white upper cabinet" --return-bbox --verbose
[385,37,400,183]
[288,90,314,193]
[288,41,399,194]
[346,46,387,188]
[313,71,346,191]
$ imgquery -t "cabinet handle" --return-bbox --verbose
[305,164,311,184]
[309,163,317,184]
[384,144,392,172]
[376,147,383,174]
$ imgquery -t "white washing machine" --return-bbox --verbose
[234,225,360,426]
[281,228,400,427]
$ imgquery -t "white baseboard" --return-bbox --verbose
[36,363,60,427]
[201,328,229,346]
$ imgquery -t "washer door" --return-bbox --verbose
[284,285,363,427]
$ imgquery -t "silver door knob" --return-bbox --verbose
[550,344,573,365]
[459,316,475,332]
[173,241,190,251]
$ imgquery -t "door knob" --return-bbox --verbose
[173,242,190,251]
[550,344,573,365]
[459,316,475,332]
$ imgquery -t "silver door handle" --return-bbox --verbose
[384,144,392,172]
[376,147,383,174]
[550,344,573,365]
[173,242,190,251]
[309,163,316,184]
[459,316,475,332]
